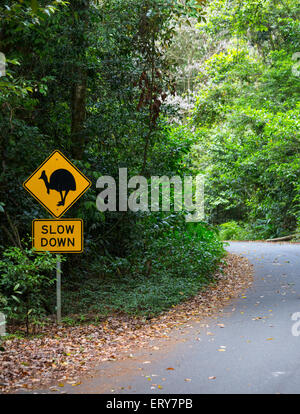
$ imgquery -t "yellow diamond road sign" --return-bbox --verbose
[23,150,91,218]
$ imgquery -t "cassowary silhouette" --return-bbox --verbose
[39,169,76,206]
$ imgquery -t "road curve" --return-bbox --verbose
[45,242,300,394]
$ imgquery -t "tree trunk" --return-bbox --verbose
[71,69,87,160]
[70,0,90,160]
[266,234,300,242]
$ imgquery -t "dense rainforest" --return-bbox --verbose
[0,0,299,331]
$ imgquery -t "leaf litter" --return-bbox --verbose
[0,253,253,393]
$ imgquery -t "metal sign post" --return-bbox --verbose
[0,313,6,336]
[56,254,62,324]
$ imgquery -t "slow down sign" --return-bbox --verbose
[32,219,83,253]
[23,150,91,254]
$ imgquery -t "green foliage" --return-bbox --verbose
[218,221,248,241]
[201,0,299,54]
[0,245,58,333]
[63,218,224,317]
[0,0,204,254]
[0,0,224,328]
[189,0,300,239]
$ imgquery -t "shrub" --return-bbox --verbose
[218,221,249,240]
[63,215,225,317]
[0,245,58,334]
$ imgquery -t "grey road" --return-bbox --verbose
[50,242,300,394]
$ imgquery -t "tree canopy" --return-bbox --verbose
[0,0,299,329]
